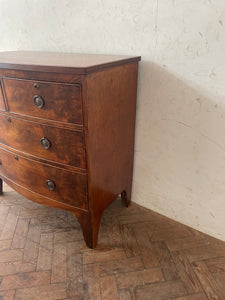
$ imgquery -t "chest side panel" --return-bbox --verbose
[84,62,139,212]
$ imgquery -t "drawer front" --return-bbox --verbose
[0,147,88,209]
[2,77,83,124]
[0,114,86,169]
[0,83,6,111]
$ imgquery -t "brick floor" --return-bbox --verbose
[0,183,225,299]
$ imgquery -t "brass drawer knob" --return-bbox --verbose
[6,116,11,123]
[40,137,51,150]
[33,95,45,108]
[46,180,55,191]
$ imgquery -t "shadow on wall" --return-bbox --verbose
[132,61,225,241]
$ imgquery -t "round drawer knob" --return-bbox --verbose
[46,180,55,191]
[40,137,51,150]
[33,95,45,108]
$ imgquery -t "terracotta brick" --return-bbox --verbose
[213,272,225,298]
[11,218,29,249]
[118,213,154,225]
[0,249,23,263]
[0,261,36,276]
[117,268,164,289]
[151,226,192,242]
[135,281,187,300]
[66,240,89,254]
[83,263,101,300]
[0,240,11,251]
[183,245,225,263]
[14,283,67,300]
[23,227,41,261]
[101,215,122,247]
[0,271,50,290]
[99,256,143,276]
[0,183,225,300]
[152,241,179,281]
[37,233,53,271]
[171,251,202,294]
[173,293,208,300]
[166,236,209,251]
[133,223,159,268]
[100,276,119,300]
[67,253,83,300]
[120,224,140,257]
[54,229,83,243]
[83,248,126,264]
[205,256,225,273]
[0,290,15,300]
[193,261,225,299]
[51,243,67,283]
[119,289,134,300]
[0,206,10,228]
[19,207,56,218]
[26,225,41,244]
[0,206,20,240]
[30,215,60,226]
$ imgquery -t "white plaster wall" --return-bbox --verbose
[0,0,224,240]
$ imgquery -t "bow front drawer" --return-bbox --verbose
[2,77,83,124]
[0,147,88,209]
[0,114,86,169]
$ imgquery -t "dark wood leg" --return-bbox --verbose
[76,212,102,249]
[0,178,2,195]
[121,190,130,207]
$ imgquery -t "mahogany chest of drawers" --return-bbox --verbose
[0,51,141,248]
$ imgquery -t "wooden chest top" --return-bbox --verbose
[0,51,141,74]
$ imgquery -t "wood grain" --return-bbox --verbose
[0,147,87,209]
[0,113,86,168]
[3,77,83,124]
[0,52,140,248]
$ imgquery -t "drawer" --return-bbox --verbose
[2,77,83,124]
[0,147,88,209]
[0,114,86,169]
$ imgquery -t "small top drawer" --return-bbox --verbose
[2,77,83,124]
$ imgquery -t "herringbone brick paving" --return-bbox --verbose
[0,183,225,300]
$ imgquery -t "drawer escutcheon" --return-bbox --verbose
[46,179,55,191]
[33,95,45,108]
[40,137,51,150]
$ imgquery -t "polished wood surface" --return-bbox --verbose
[0,51,140,248]
[0,147,87,209]
[0,51,141,74]
[3,77,82,124]
[0,83,5,111]
[80,62,139,247]
[0,113,85,168]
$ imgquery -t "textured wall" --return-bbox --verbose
[0,0,224,240]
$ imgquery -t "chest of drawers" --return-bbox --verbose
[0,51,140,248]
